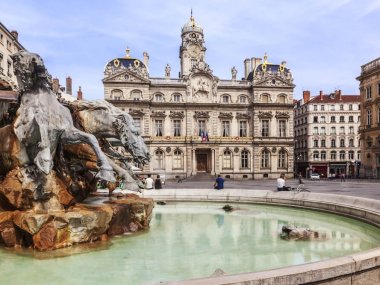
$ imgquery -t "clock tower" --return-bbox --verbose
[179,13,206,77]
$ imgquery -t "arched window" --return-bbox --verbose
[313,151,319,160]
[278,149,287,168]
[172,93,181,102]
[261,149,270,168]
[173,150,183,169]
[239,96,247,103]
[111,89,123,100]
[223,150,232,169]
[154,93,164,102]
[339,151,345,160]
[155,150,164,169]
[277,94,286,103]
[221,94,230,103]
[321,151,326,160]
[241,150,249,168]
[331,151,337,160]
[131,89,142,100]
[261,94,269,103]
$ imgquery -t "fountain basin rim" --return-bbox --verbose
[143,189,380,285]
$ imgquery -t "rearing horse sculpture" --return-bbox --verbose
[11,50,116,182]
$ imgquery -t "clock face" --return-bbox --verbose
[188,44,201,58]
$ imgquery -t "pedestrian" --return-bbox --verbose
[277,173,290,191]
[145,174,154,190]
[214,175,224,190]
[341,173,346,182]
[298,172,304,184]
[155,175,162,190]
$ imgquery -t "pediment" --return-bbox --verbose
[254,75,294,87]
[103,70,150,84]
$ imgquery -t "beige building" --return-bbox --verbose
[104,15,295,180]
[357,57,380,178]
[294,90,361,178]
[0,22,25,124]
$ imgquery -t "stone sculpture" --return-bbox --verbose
[0,51,153,251]
[280,225,327,241]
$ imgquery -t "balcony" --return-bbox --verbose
[361,57,380,74]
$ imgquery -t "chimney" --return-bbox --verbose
[319,90,323,100]
[10,30,18,41]
[143,51,149,71]
[252,57,262,71]
[77,86,83,100]
[52,78,60,93]
[244,58,251,79]
[303,90,310,103]
[336,89,342,100]
[66,76,72,95]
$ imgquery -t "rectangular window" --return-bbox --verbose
[321,152,326,160]
[321,116,326,123]
[198,120,206,136]
[340,127,345,134]
[331,139,336,147]
[173,94,181,102]
[331,105,335,111]
[173,120,181,136]
[331,116,336,122]
[314,140,319,147]
[340,152,345,160]
[321,105,325,111]
[239,121,247,137]
[349,116,353,122]
[313,127,318,135]
[222,121,230,137]
[331,127,336,134]
[321,127,326,135]
[313,105,317,111]
[133,118,141,133]
[349,126,354,134]
[261,120,269,137]
[378,83,380,96]
[349,152,354,160]
[313,116,318,123]
[155,120,163,136]
[278,120,286,137]
[321,140,326,147]
[367,109,372,126]
[366,86,372,99]
[331,152,336,160]
[340,139,345,147]
[339,116,344,122]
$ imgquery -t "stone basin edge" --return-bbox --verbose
[143,189,380,285]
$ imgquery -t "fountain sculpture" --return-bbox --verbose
[0,51,153,250]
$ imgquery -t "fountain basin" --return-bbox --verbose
[143,189,380,285]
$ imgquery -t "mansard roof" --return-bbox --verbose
[309,94,360,104]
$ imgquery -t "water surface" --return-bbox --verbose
[1,202,380,285]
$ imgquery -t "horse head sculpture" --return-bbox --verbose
[11,50,116,182]
[66,100,150,165]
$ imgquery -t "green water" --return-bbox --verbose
[1,202,380,285]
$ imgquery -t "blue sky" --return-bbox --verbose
[1,0,379,100]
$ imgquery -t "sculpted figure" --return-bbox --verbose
[280,225,327,241]
[11,51,116,182]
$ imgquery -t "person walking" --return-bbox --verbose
[155,175,162,190]
[298,172,303,185]
[214,175,224,190]
[145,174,154,190]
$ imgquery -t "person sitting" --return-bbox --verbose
[145,174,154,190]
[155,175,162,190]
[277,173,290,191]
[214,175,224,190]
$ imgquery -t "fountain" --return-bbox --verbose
[0,50,154,251]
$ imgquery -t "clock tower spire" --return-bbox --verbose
[179,12,206,77]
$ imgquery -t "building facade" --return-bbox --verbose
[357,57,380,178]
[104,15,295,180]
[0,22,25,124]
[294,90,361,178]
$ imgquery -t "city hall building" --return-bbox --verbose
[104,15,295,180]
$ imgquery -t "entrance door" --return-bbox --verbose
[197,154,208,172]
